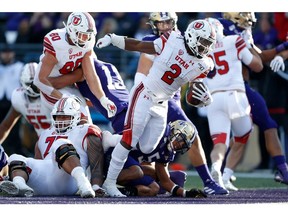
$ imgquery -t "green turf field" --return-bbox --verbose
[185,172,288,189]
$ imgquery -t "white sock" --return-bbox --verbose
[106,143,129,183]
[222,168,234,182]
[71,166,89,186]
[211,161,222,172]
[13,176,28,188]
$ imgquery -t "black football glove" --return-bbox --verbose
[185,188,207,198]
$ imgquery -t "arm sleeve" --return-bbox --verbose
[239,47,253,65]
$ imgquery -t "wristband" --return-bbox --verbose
[171,185,180,196]
[134,72,146,85]
[275,41,288,53]
[99,96,107,104]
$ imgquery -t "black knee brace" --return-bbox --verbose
[55,144,80,169]
[9,161,30,181]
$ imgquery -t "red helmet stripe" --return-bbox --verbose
[83,12,94,30]
[57,98,67,112]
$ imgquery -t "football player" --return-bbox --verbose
[103,120,207,198]
[7,96,105,197]
[206,17,263,191]
[220,12,288,186]
[130,120,207,198]
[0,62,51,196]
[96,18,216,197]
[0,62,51,145]
[33,12,116,122]
[133,12,228,195]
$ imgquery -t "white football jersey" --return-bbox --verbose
[205,35,253,93]
[11,87,51,136]
[37,123,102,168]
[143,31,213,101]
[35,28,94,122]
[38,28,96,78]
[8,123,101,196]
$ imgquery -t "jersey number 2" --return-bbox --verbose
[161,64,181,85]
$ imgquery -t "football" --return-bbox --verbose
[185,81,205,107]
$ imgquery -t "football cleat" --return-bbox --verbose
[17,184,34,197]
[0,181,19,197]
[78,181,95,198]
[203,179,229,195]
[102,180,126,197]
[274,171,288,185]
[223,179,238,191]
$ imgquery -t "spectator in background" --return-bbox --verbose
[14,18,31,44]
[54,12,70,29]
[97,17,118,39]
[0,45,24,155]
[253,13,279,50]
[112,12,141,37]
[4,13,30,44]
[274,12,288,42]
[29,13,58,43]
[126,13,152,80]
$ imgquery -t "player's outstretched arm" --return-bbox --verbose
[96,33,157,55]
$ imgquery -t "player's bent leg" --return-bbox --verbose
[103,142,131,197]
[188,135,206,166]
[8,158,34,197]
[55,144,95,198]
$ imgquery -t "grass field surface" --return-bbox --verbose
[185,170,288,189]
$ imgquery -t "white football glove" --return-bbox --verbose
[270,56,285,72]
[100,96,117,118]
[96,34,112,49]
[192,83,213,107]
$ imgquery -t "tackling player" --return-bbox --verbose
[33,12,117,122]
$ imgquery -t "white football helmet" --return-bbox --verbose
[184,19,216,58]
[63,12,97,50]
[51,96,81,134]
[20,62,40,97]
[147,12,178,35]
[222,12,257,29]
[168,120,197,154]
[205,17,224,42]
